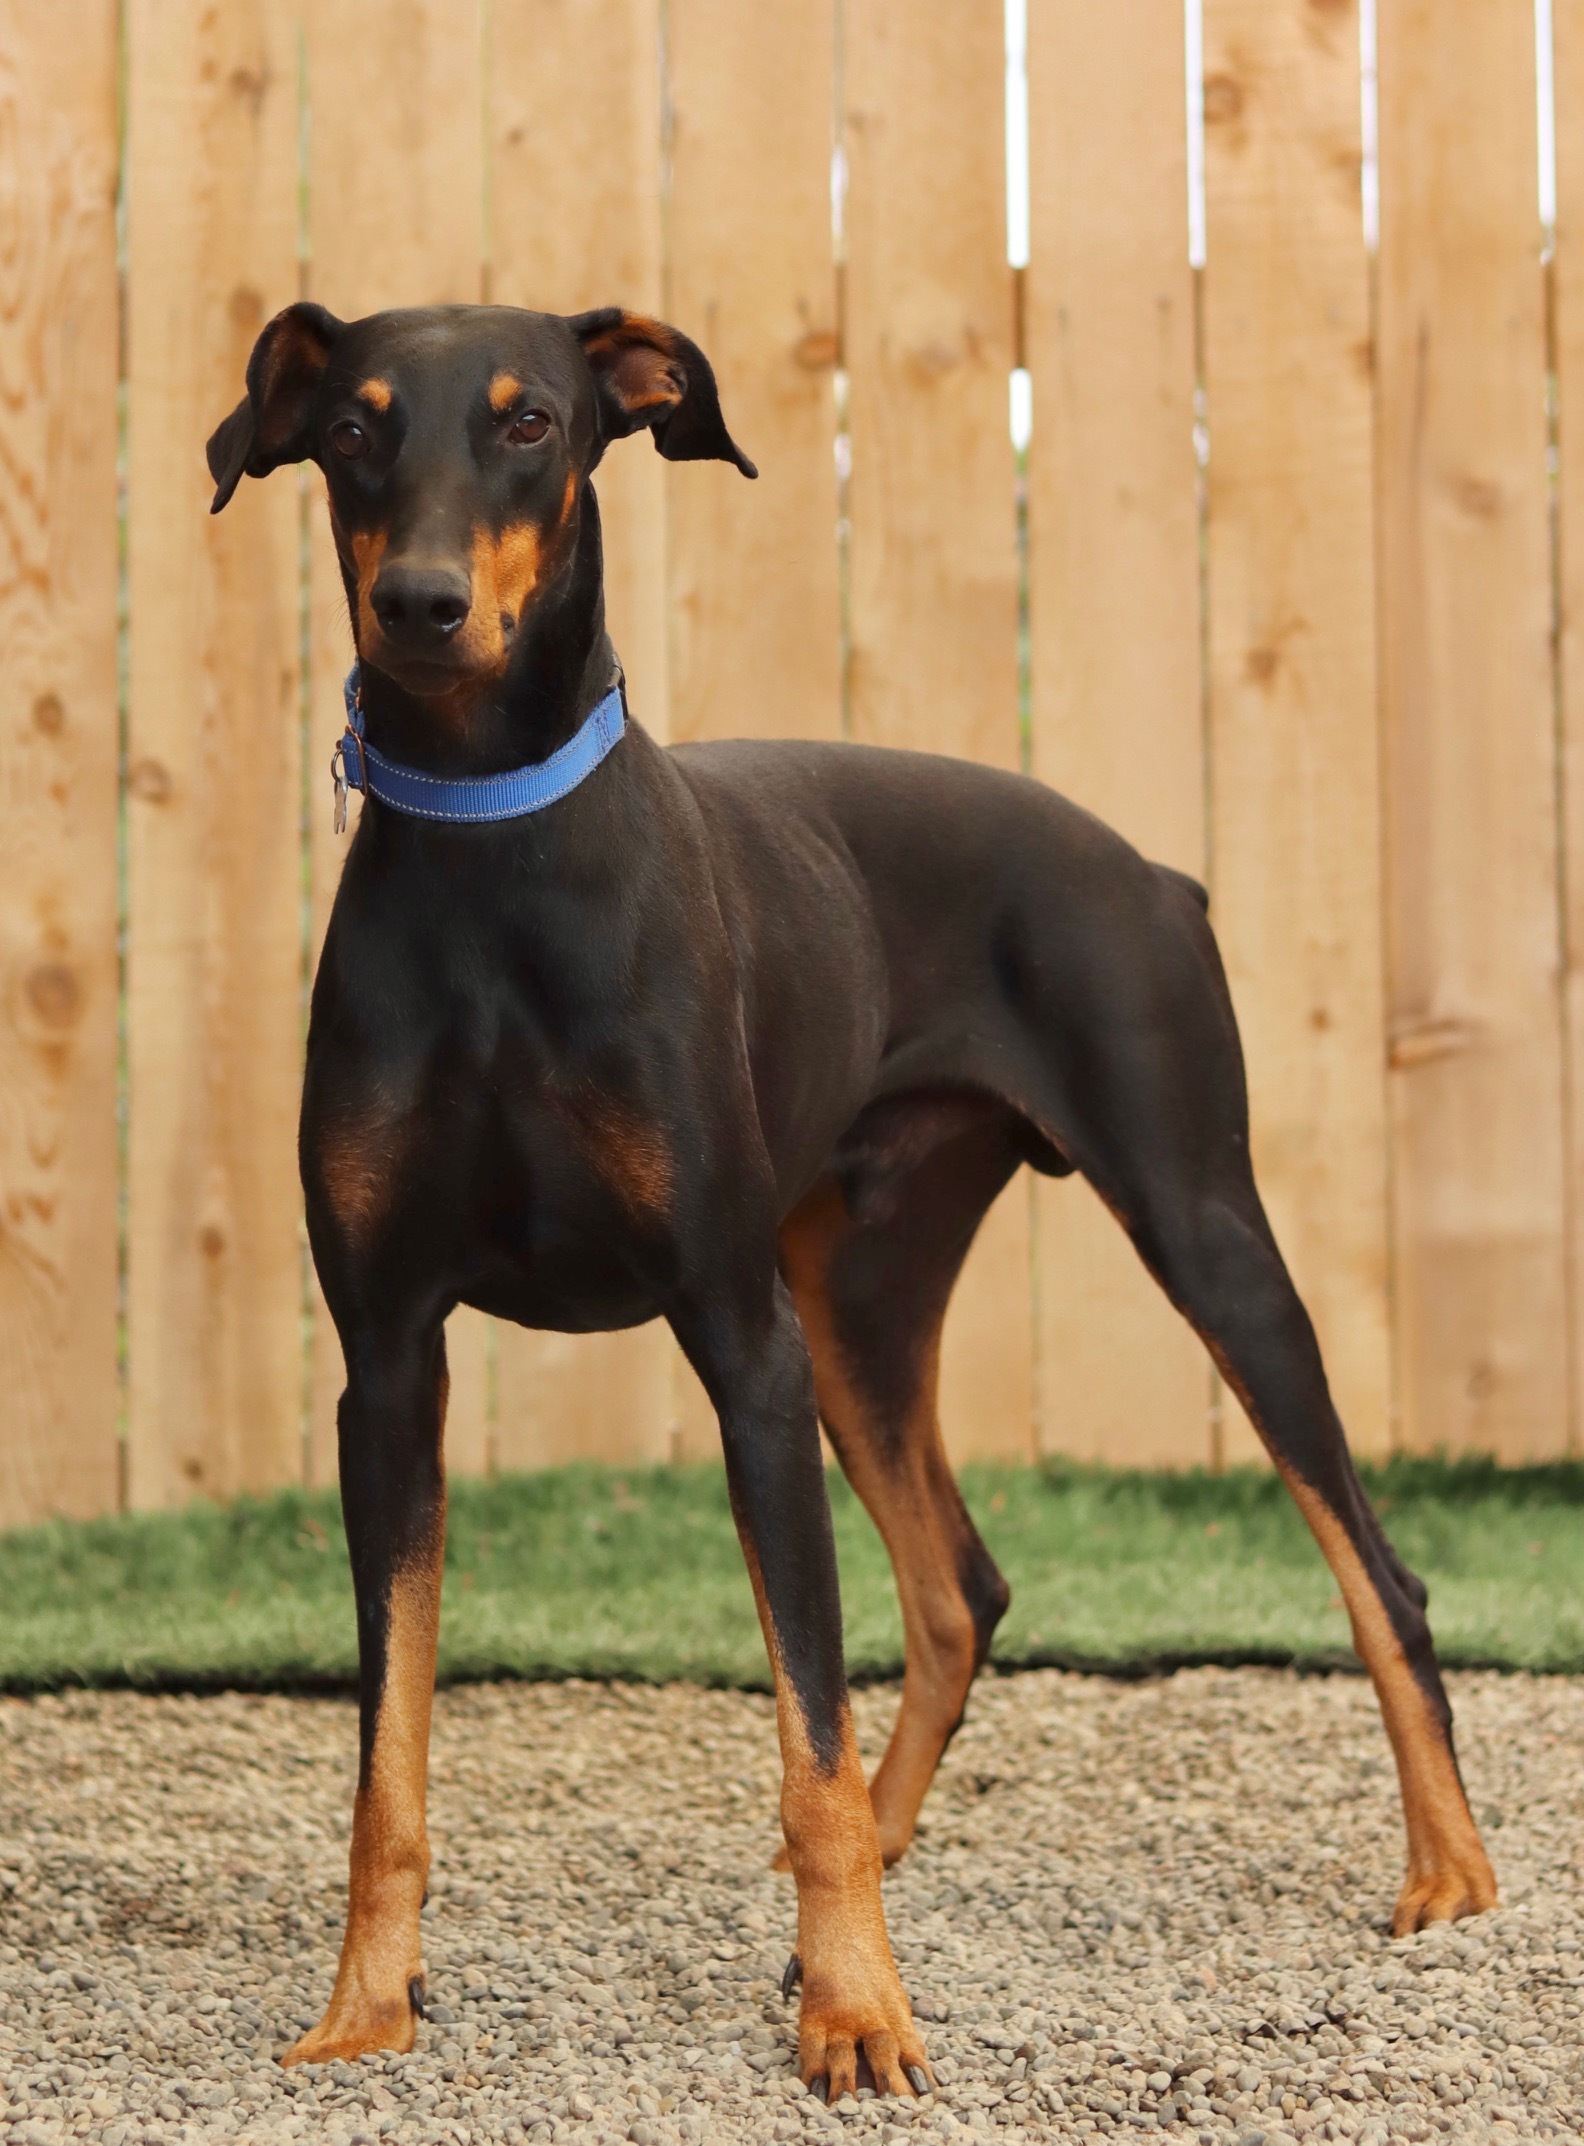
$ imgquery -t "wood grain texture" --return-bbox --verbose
[490,0,677,1470]
[490,0,668,736]
[843,1,1020,763]
[665,0,840,746]
[1547,0,1584,1455]
[1201,0,1392,1465]
[304,0,491,1487]
[1377,0,1567,1458]
[660,0,842,1464]
[497,1325,675,1471]
[1024,0,1212,1466]
[0,2,121,1526]
[843,2,1032,1463]
[126,0,305,1508]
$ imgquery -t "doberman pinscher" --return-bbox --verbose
[205,300,1497,2101]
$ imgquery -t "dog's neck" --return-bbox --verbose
[350,481,621,778]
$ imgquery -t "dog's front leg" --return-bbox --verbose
[681,1278,932,2104]
[283,1319,449,2066]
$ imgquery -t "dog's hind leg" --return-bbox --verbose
[778,1112,1018,1867]
[283,1313,449,2065]
[1144,1188,1495,1930]
[1029,873,1497,1933]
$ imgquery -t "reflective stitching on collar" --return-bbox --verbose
[336,668,626,825]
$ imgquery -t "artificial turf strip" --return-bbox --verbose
[0,1456,1580,1695]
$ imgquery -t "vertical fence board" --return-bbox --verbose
[1377,0,1566,1458]
[1548,0,1584,1453]
[304,0,491,1486]
[666,0,840,747]
[491,0,668,736]
[491,0,676,1469]
[844,1,1031,1463]
[1200,0,1391,1465]
[0,3,121,1526]
[1025,1,1211,1466]
[661,0,841,1460]
[18,5,1576,1511]
[126,0,305,1507]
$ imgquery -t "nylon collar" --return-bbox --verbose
[334,666,626,828]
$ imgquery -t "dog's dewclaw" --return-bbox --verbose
[407,1974,427,2020]
[781,1952,802,2001]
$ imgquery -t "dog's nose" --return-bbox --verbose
[369,561,472,645]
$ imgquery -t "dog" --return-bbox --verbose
[205,299,1497,2102]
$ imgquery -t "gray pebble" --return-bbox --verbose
[0,1670,1580,2140]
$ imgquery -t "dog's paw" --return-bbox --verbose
[797,1963,931,2102]
[281,1976,422,2066]
[1392,1853,1498,1936]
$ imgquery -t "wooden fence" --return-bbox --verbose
[2,0,1581,1526]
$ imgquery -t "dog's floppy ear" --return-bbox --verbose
[567,307,757,478]
[205,301,346,514]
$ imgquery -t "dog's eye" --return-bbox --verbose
[329,420,370,460]
[507,410,550,446]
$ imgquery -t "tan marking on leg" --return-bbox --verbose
[780,1181,984,1867]
[283,1539,443,2064]
[357,377,393,414]
[735,1529,928,2101]
[1283,1470,1497,1933]
[487,370,524,414]
[1205,1341,1496,1933]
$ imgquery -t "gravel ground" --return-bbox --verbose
[0,1667,1581,2145]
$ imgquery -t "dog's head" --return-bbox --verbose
[206,303,754,709]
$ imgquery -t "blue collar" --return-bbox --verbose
[334,667,626,828]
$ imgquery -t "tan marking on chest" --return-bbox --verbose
[315,1087,413,1243]
[596,1107,674,1213]
[553,1092,674,1217]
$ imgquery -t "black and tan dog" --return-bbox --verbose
[206,300,1497,2101]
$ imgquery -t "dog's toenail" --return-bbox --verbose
[407,1975,427,2019]
[811,2077,828,2104]
[906,2064,930,2095]
[781,1952,802,2000]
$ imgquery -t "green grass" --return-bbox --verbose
[0,1457,1581,1694]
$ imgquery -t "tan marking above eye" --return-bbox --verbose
[357,378,393,413]
[488,371,524,414]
